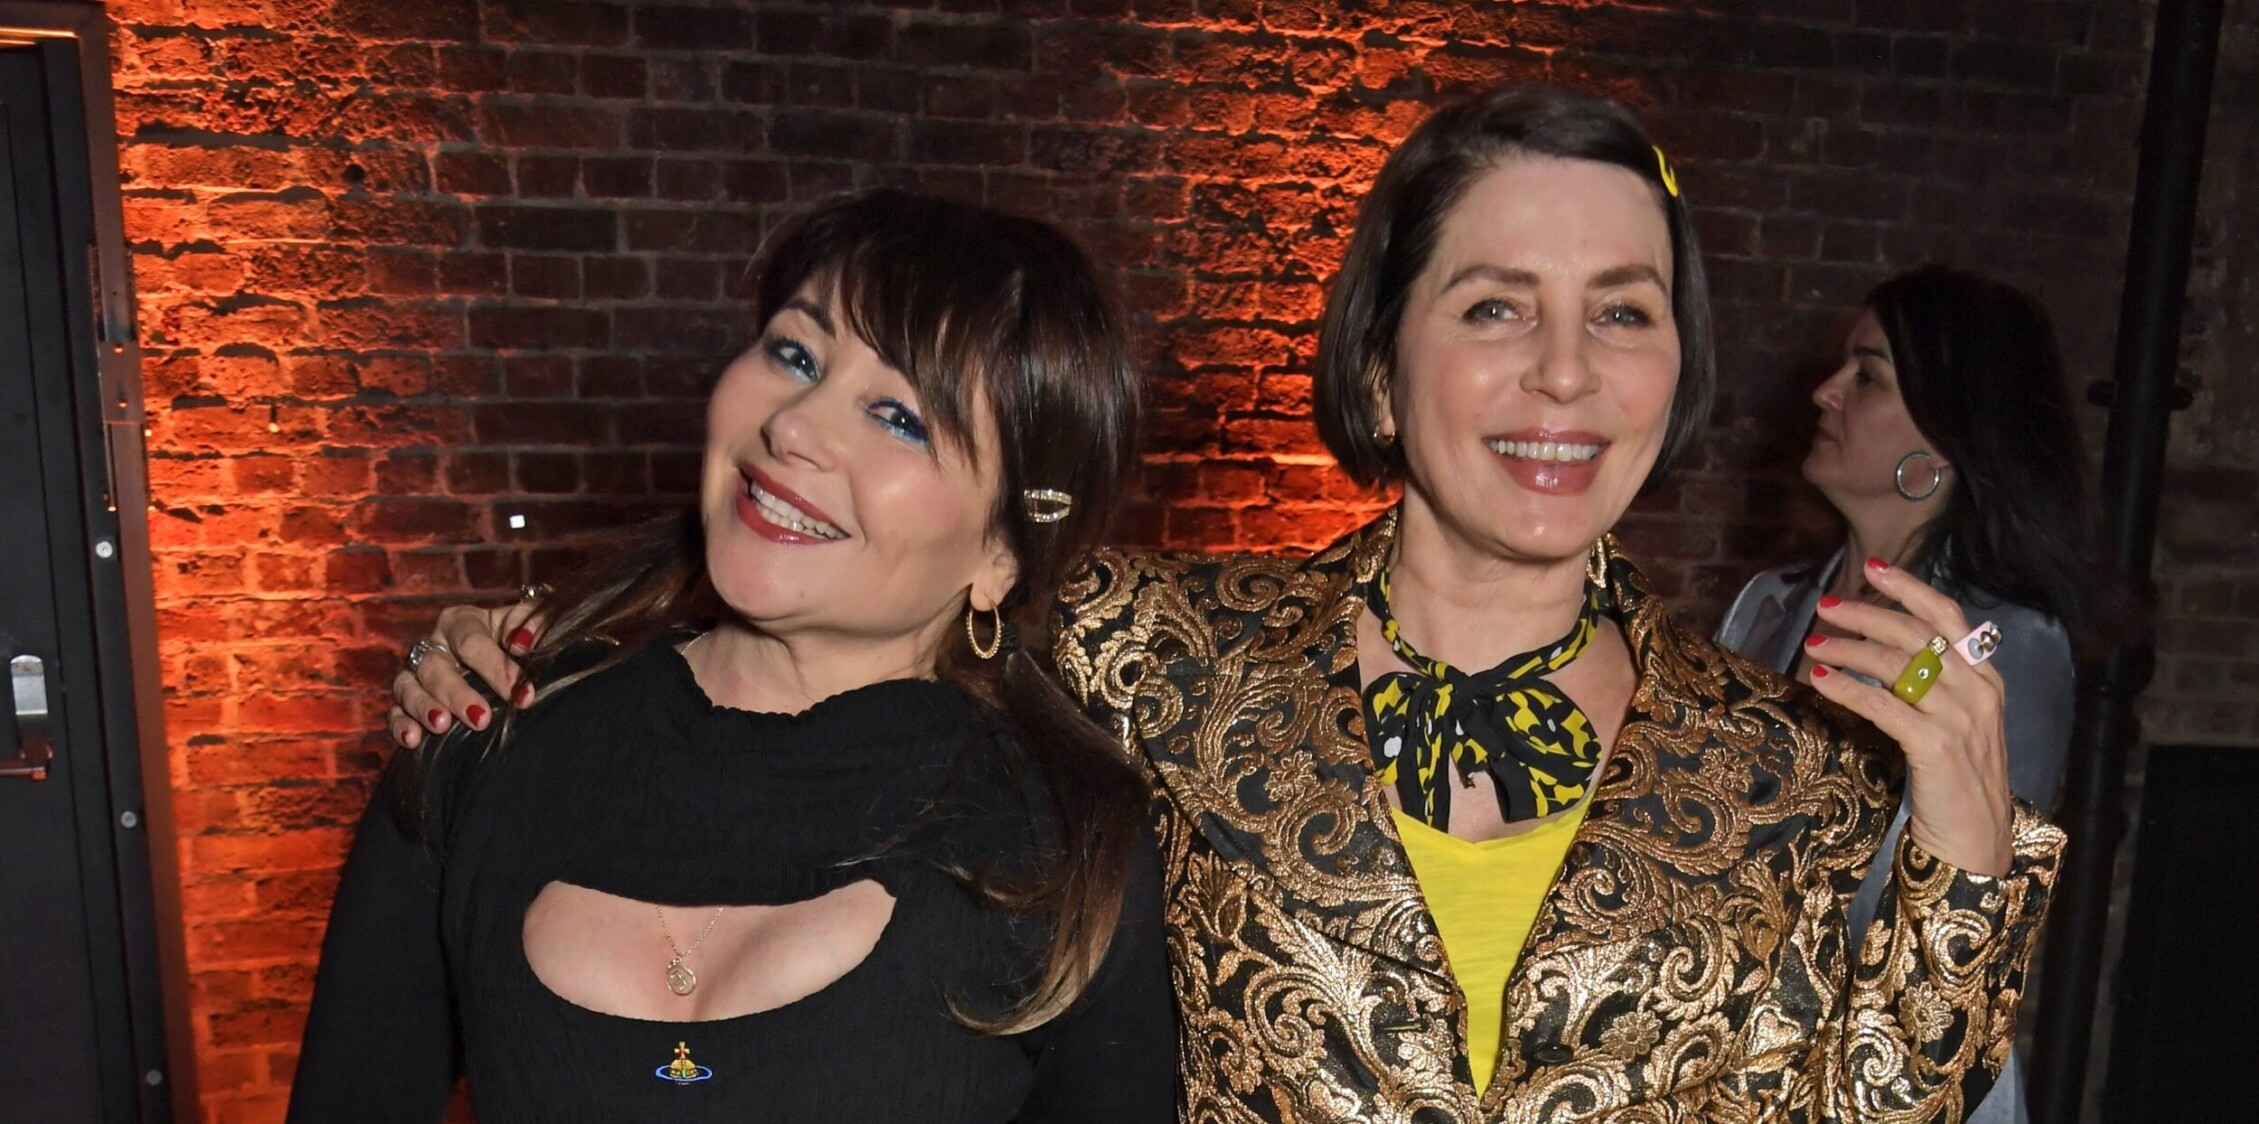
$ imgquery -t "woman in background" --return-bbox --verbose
[1718,265,2112,1124]
[290,190,1173,1123]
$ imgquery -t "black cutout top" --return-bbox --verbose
[289,644,1174,1123]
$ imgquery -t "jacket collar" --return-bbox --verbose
[1150,508,1703,977]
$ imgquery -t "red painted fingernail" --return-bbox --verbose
[1818,595,1842,609]
[1811,665,1832,679]
[513,682,534,707]
[1865,556,1889,572]
[466,704,488,728]
[507,627,534,652]
[426,708,446,728]
[1804,634,1826,648]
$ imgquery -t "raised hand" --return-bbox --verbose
[1803,556,2016,877]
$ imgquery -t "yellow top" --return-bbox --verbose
[1391,803,1590,1094]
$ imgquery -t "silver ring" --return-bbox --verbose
[519,583,553,602]
[405,638,447,672]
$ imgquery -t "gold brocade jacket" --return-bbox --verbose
[1052,514,2064,1123]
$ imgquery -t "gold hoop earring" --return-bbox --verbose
[966,604,1003,660]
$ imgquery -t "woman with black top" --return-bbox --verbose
[287,190,1175,1123]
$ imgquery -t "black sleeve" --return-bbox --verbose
[285,778,456,1123]
[1012,828,1178,1124]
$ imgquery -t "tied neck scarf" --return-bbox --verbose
[1361,566,1613,829]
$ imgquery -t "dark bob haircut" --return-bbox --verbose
[1315,86,1714,489]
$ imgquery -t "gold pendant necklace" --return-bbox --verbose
[656,904,725,997]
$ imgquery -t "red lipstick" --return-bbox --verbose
[735,465,844,545]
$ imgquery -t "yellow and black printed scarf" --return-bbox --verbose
[1361,567,1612,828]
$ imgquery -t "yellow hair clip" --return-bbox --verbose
[1652,145,1680,199]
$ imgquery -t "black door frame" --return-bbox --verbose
[0,2,189,1118]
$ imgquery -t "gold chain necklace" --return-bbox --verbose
[656,905,726,997]
[655,632,727,997]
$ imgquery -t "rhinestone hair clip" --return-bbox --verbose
[1021,488,1073,524]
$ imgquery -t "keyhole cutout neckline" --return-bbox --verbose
[522,879,898,1024]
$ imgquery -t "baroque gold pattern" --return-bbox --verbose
[1053,512,2063,1123]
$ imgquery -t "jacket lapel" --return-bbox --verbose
[1756,550,1839,674]
[1500,548,1692,956]
[1138,512,1456,978]
[1136,513,1736,990]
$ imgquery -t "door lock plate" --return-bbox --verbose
[4,654,52,780]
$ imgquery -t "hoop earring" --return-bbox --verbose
[1894,452,1943,501]
[965,604,1003,660]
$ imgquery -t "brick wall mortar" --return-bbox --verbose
[104,1,2256,1118]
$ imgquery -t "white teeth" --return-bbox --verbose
[1487,439,1604,462]
[747,481,846,539]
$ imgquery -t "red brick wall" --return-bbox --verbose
[104,0,2256,1119]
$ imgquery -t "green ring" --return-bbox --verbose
[1892,639,1948,704]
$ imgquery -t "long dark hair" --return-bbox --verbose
[1869,265,2118,649]
[402,190,1147,1034]
[1315,85,1713,490]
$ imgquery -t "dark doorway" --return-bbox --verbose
[0,5,183,1122]
[2102,744,2259,1120]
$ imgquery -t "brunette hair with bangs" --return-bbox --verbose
[1315,85,1714,490]
[393,189,1147,1035]
[748,190,1135,591]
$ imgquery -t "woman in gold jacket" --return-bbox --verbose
[393,87,2060,1122]
[1046,86,2060,1121]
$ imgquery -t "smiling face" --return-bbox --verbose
[699,285,1017,660]
[1383,155,1681,564]
[1803,308,1946,507]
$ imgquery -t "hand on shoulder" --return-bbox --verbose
[388,600,543,749]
